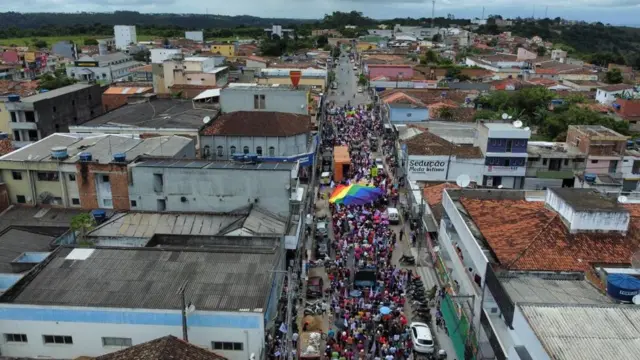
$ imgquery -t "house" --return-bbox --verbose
[200,111,311,161]
[478,122,531,189]
[65,53,143,84]
[563,79,605,92]
[150,48,182,64]
[210,42,236,57]
[0,133,194,209]
[613,98,640,130]
[596,84,635,105]
[264,25,294,39]
[158,56,229,95]
[365,64,413,80]
[220,84,309,115]
[524,142,586,189]
[312,29,343,37]
[381,92,429,123]
[0,80,39,136]
[93,335,227,360]
[101,86,153,112]
[245,56,269,69]
[3,83,104,147]
[129,64,153,82]
[566,125,628,176]
[256,68,327,89]
[185,30,204,43]
[356,42,378,52]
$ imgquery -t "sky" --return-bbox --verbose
[4,0,640,26]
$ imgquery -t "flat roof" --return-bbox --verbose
[20,83,94,103]
[527,142,586,158]
[404,131,483,158]
[550,188,626,213]
[81,98,216,129]
[5,247,278,311]
[570,125,627,138]
[0,228,54,273]
[499,274,612,305]
[206,66,228,74]
[518,303,640,360]
[135,158,298,170]
[0,207,86,236]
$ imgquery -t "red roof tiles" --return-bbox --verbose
[202,111,310,137]
[423,183,459,206]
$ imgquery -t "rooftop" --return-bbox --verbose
[380,89,471,106]
[135,158,298,171]
[130,64,153,73]
[0,206,86,236]
[81,98,216,129]
[404,131,483,158]
[527,142,586,158]
[205,66,228,74]
[18,83,95,103]
[0,80,39,97]
[103,86,153,95]
[92,52,132,63]
[551,188,626,213]
[598,84,635,92]
[94,335,227,360]
[423,183,460,207]
[202,111,310,137]
[518,303,640,360]
[0,228,54,273]
[0,134,193,164]
[3,247,278,311]
[499,273,612,305]
[569,125,628,139]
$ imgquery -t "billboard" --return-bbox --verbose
[74,61,99,67]
[407,156,448,181]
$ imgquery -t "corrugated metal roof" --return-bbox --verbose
[104,86,153,95]
[519,304,640,360]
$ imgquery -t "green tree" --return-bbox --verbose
[445,67,461,79]
[432,34,443,43]
[439,107,454,120]
[84,38,99,46]
[133,49,151,63]
[316,35,328,47]
[38,73,76,91]
[605,68,624,84]
[31,38,47,48]
[536,46,547,57]
[473,109,498,120]
[70,213,95,246]
[421,50,438,64]
[358,74,368,87]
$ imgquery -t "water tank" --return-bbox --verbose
[79,152,93,162]
[232,153,245,161]
[91,209,107,224]
[606,274,640,302]
[113,153,126,162]
[584,173,596,183]
[7,94,20,102]
[50,146,69,160]
[0,132,8,140]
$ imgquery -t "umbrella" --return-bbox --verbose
[379,306,392,315]
[330,184,384,206]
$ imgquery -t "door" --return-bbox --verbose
[96,174,113,209]
[609,160,619,174]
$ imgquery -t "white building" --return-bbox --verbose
[0,246,282,360]
[185,31,204,43]
[264,25,294,39]
[114,25,137,51]
[66,53,143,84]
[596,84,636,105]
[150,48,182,64]
[477,122,531,189]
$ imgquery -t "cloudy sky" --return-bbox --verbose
[4,0,640,25]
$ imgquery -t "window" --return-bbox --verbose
[268,146,275,156]
[55,124,60,132]
[102,337,132,347]
[52,106,57,113]
[4,333,27,343]
[10,112,16,122]
[564,159,569,166]
[591,160,599,164]
[16,195,26,204]
[542,159,548,165]
[259,94,266,109]
[253,94,260,109]
[217,146,224,157]
[103,199,113,207]
[256,146,263,156]
[13,131,20,141]
[25,111,35,122]
[203,145,211,159]
[153,174,164,193]
[102,175,110,182]
[130,200,137,207]
[12,171,22,180]
[43,335,73,345]
[212,342,243,351]
[71,198,80,205]
[37,172,59,181]
[157,199,166,211]
[28,130,38,141]
[243,146,249,154]
[230,145,236,154]
[71,100,75,106]
[68,174,76,181]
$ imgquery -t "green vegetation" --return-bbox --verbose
[0,35,155,47]
[259,32,314,56]
[38,73,76,91]
[70,213,95,246]
[475,87,630,141]
[604,68,624,84]
[358,74,368,87]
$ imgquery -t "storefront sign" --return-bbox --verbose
[74,61,98,67]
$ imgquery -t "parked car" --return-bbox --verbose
[357,87,363,93]
[316,221,328,236]
[410,322,435,354]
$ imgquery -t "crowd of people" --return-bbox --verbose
[319,103,421,360]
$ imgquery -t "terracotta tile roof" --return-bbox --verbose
[599,84,635,92]
[423,183,459,206]
[367,64,413,69]
[615,99,640,119]
[0,80,39,97]
[381,92,426,107]
[202,111,310,137]
[130,64,152,73]
[94,335,227,360]
[380,89,470,106]
[246,55,267,63]
[527,78,558,86]
[460,198,640,272]
[0,140,14,156]
[404,131,483,158]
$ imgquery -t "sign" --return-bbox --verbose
[289,70,302,87]
[407,155,449,181]
[74,61,99,67]
[486,165,521,173]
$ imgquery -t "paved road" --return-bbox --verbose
[327,53,368,106]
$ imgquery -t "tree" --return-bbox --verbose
[536,46,547,57]
[38,73,76,91]
[70,213,95,246]
[316,35,328,47]
[133,49,151,63]
[31,38,47,48]
[439,107,454,120]
[421,49,438,64]
[84,38,98,46]
[605,68,624,84]
[432,34,443,43]
[445,68,461,79]
[358,74,368,87]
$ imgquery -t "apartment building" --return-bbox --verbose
[477,122,531,188]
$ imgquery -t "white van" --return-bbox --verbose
[387,207,400,225]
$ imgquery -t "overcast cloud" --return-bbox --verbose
[3,0,640,25]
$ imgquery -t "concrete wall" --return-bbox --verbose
[220,88,309,115]
[406,155,484,183]
[0,101,11,135]
[255,77,326,89]
[128,166,293,216]
[201,133,309,161]
[545,189,630,233]
[0,304,264,360]
[511,306,550,360]
[388,106,429,122]
[102,89,153,112]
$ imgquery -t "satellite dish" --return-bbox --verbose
[633,294,640,305]
[501,113,508,120]
[498,185,504,189]
[203,116,211,124]
[524,127,530,131]
[513,120,523,128]
[618,195,628,203]
[456,174,471,188]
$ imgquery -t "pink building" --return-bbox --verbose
[1,50,19,64]
[366,64,413,80]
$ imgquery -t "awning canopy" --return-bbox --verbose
[193,88,221,100]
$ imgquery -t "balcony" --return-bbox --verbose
[484,165,526,177]
[10,121,37,130]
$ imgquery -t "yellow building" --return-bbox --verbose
[210,43,236,57]
[356,42,377,51]
[255,68,327,90]
[0,102,10,136]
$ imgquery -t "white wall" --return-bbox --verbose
[185,31,204,43]
[0,305,264,360]
[406,155,484,183]
[114,25,136,51]
[202,134,309,160]
[511,306,551,360]
[151,49,182,64]
[545,189,630,233]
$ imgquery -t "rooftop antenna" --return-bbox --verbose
[618,195,628,203]
[456,174,471,188]
[545,6,549,18]
[524,126,531,131]
[482,7,485,20]
[431,0,436,29]
[203,116,211,124]
[501,113,508,120]
[513,120,523,128]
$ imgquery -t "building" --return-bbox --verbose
[403,131,484,183]
[245,56,269,70]
[69,97,216,149]
[434,187,640,360]
[365,64,413,80]
[524,141,586,190]
[101,86,154,112]
[200,111,311,160]
[114,25,137,50]
[0,246,281,360]
[185,30,204,43]
[256,68,327,89]
[4,83,104,147]
[66,53,143,84]
[51,40,78,60]
[566,125,628,175]
[477,122,531,188]
[129,64,153,82]
[94,335,227,360]
[381,92,429,123]
[0,80,39,136]
[150,48,182,64]
[159,57,229,95]
[264,25,294,39]
[128,158,299,217]
[210,43,236,57]
[0,133,195,209]
[220,84,309,115]
[613,98,640,131]
[596,84,636,105]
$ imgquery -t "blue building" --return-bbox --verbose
[478,122,531,189]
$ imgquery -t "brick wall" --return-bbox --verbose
[76,162,130,211]
[566,128,591,154]
[0,183,10,213]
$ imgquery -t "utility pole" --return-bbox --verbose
[481,7,485,20]
[431,0,436,29]
[545,6,549,18]
[178,281,189,342]
[285,266,294,360]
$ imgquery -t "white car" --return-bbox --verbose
[357,87,363,93]
[410,322,435,354]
